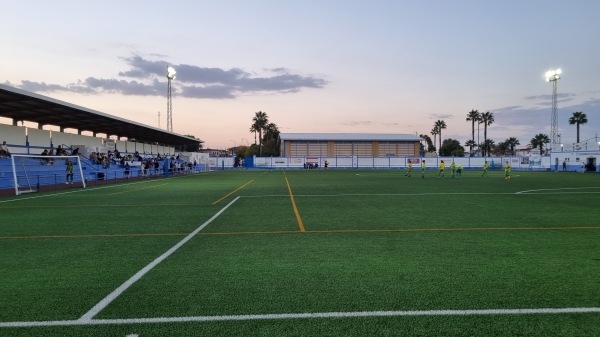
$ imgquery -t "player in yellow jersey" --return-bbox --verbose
[405,161,412,177]
[437,160,445,178]
[482,161,490,177]
[421,160,426,179]
[450,161,456,178]
[504,161,511,180]
[456,165,463,178]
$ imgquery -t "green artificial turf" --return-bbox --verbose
[0,169,598,336]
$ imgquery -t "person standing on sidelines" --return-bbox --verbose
[437,160,445,179]
[504,161,511,180]
[482,161,490,177]
[405,161,412,177]
[421,160,426,179]
[66,159,74,184]
[450,161,456,178]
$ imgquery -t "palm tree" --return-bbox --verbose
[530,133,550,155]
[250,111,269,156]
[431,126,439,154]
[479,111,494,157]
[495,140,509,156]
[568,111,588,143]
[466,110,480,156]
[464,140,476,155]
[263,123,280,142]
[505,137,520,156]
[420,134,434,152]
[434,120,447,153]
[482,139,495,157]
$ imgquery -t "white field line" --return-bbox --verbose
[77,196,241,322]
[515,187,600,194]
[0,173,198,204]
[1,307,599,328]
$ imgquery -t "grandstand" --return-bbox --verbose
[0,84,207,194]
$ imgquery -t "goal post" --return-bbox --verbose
[10,154,86,195]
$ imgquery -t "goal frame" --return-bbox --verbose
[10,154,87,195]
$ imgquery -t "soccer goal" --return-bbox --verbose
[10,154,86,195]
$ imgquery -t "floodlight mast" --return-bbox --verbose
[545,68,561,152]
[166,66,176,132]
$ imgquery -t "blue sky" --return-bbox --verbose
[1,0,599,150]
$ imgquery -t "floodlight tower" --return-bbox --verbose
[545,68,561,151]
[166,66,177,132]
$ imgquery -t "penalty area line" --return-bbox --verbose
[1,307,599,328]
[76,196,241,322]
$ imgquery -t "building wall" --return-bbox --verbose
[282,139,420,157]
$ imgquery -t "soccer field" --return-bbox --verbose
[1,169,599,337]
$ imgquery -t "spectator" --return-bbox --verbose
[0,141,10,158]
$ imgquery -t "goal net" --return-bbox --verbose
[10,154,86,195]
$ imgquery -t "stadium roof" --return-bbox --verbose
[279,133,422,141]
[0,84,201,147]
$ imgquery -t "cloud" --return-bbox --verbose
[15,54,328,99]
[340,121,401,127]
[524,93,576,104]
[429,114,454,119]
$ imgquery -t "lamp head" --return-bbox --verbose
[166,66,176,80]
[545,68,561,82]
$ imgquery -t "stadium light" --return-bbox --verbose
[545,68,561,153]
[166,66,176,132]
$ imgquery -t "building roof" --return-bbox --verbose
[279,133,422,142]
[0,84,201,147]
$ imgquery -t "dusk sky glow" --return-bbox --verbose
[2,0,599,150]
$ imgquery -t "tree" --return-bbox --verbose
[263,122,280,142]
[466,110,480,156]
[482,139,495,157]
[479,111,494,157]
[250,111,269,156]
[434,120,447,153]
[530,133,550,155]
[430,126,439,153]
[439,138,465,157]
[505,137,520,156]
[568,111,588,143]
[494,140,509,156]
[420,134,435,153]
[464,140,476,156]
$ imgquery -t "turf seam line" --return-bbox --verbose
[211,180,254,205]
[107,183,169,195]
[77,196,240,322]
[2,307,599,328]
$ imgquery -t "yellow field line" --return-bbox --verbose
[1,226,597,240]
[284,172,305,232]
[108,183,169,195]
[211,180,254,205]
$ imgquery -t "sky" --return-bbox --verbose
[2,0,599,151]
